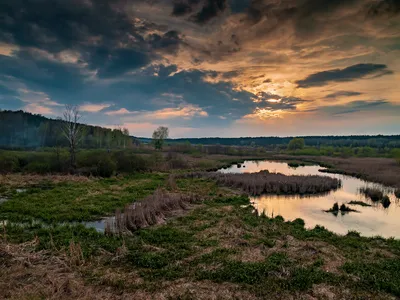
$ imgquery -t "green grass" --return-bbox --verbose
[0,173,166,222]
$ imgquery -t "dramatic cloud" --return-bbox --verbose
[296,64,393,88]
[324,91,363,99]
[321,100,390,116]
[191,0,227,24]
[0,0,399,136]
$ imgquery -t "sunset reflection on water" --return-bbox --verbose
[219,161,399,238]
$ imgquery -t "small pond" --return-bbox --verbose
[219,160,399,238]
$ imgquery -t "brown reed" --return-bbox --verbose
[179,171,341,196]
[105,189,201,234]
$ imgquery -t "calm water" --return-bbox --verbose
[219,160,399,238]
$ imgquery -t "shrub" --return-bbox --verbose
[96,156,117,178]
[113,151,149,173]
[288,138,305,150]
[168,156,189,169]
[395,189,400,199]
[0,154,19,173]
[23,161,51,174]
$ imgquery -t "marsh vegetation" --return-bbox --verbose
[180,171,341,196]
[325,203,359,215]
[105,188,201,234]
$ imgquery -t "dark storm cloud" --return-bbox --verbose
[238,0,400,43]
[366,0,400,18]
[253,92,307,111]
[0,0,184,78]
[324,91,363,99]
[322,100,390,116]
[172,0,228,23]
[229,0,251,13]
[172,0,201,16]
[0,0,133,52]
[296,64,393,88]
[192,0,228,24]
[0,50,86,92]
[87,48,151,79]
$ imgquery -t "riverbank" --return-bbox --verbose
[271,155,400,189]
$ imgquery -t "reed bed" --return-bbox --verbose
[179,171,341,196]
[359,187,384,202]
[105,189,201,234]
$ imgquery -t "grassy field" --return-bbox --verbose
[1,162,400,299]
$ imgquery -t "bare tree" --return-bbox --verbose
[61,105,83,169]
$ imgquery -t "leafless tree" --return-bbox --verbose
[61,105,82,169]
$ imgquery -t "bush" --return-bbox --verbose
[113,151,149,173]
[24,161,51,174]
[288,138,305,151]
[96,156,117,178]
[168,156,189,169]
[0,154,19,173]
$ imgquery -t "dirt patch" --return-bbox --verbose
[235,246,266,262]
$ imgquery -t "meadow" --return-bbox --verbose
[1,145,400,299]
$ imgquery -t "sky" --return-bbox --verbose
[0,0,399,138]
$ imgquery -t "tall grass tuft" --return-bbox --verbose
[359,187,384,202]
[105,189,201,234]
[381,195,391,208]
[179,171,341,196]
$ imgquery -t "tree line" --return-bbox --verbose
[139,135,400,149]
[0,110,133,149]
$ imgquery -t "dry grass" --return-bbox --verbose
[274,155,400,188]
[0,174,92,187]
[180,171,341,196]
[105,189,202,234]
[359,187,384,202]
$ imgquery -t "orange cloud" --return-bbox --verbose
[105,105,208,120]
[24,103,54,115]
[80,103,111,112]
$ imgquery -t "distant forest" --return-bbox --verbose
[1,110,400,149]
[0,110,133,149]
[141,136,400,149]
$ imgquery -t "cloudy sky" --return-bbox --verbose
[0,0,399,137]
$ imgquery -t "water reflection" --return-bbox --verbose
[219,160,399,238]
